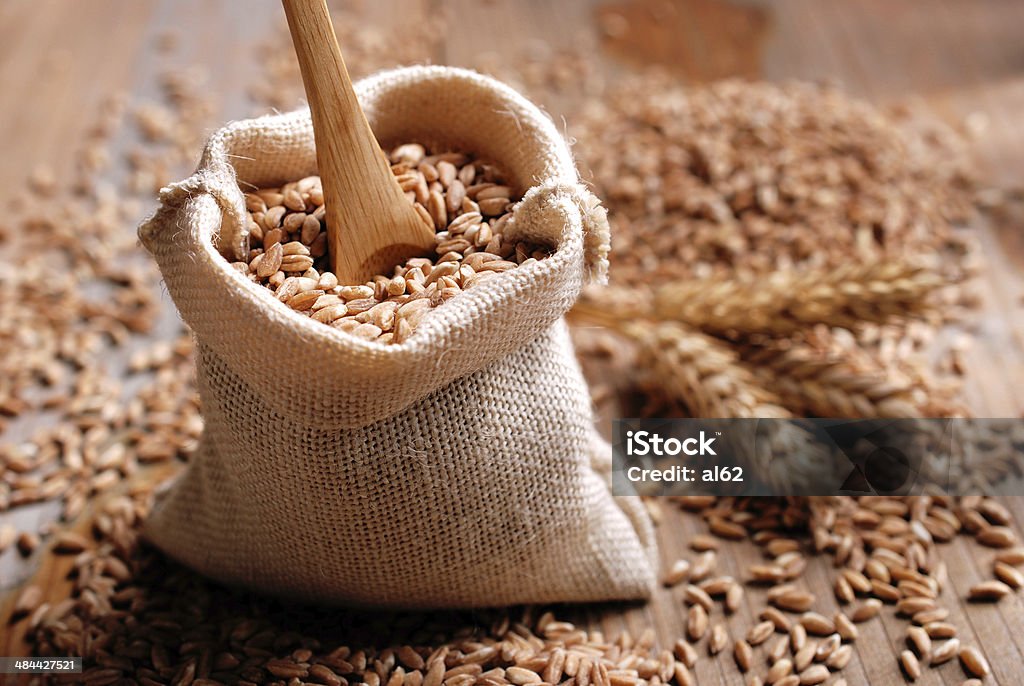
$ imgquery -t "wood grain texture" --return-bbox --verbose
[1,1,1023,684]
[0,464,179,662]
[282,0,436,283]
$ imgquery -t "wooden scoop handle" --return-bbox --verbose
[282,0,435,284]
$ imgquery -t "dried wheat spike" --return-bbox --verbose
[740,339,923,418]
[624,322,834,490]
[570,299,787,418]
[628,321,792,419]
[653,262,944,337]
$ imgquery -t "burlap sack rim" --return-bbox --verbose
[138,67,610,429]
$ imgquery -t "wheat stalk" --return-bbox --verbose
[570,315,835,489]
[572,269,959,419]
[739,339,924,419]
[569,304,790,419]
[631,322,793,419]
[651,262,943,337]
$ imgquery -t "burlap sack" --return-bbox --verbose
[138,66,656,608]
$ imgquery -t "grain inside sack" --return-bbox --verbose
[138,66,657,607]
[237,145,551,343]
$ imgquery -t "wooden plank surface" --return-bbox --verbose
[1,1,1023,685]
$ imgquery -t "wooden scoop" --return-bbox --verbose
[282,0,435,284]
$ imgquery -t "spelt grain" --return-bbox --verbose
[699,576,734,597]
[912,608,948,625]
[709,624,728,655]
[673,639,697,668]
[12,584,43,617]
[977,526,1017,548]
[689,550,717,582]
[826,645,852,671]
[793,643,816,672]
[774,591,816,613]
[833,613,857,642]
[687,605,708,641]
[768,636,789,664]
[924,622,957,639]
[798,663,828,685]
[930,638,960,666]
[684,584,714,612]
[734,639,753,672]
[690,534,719,551]
[813,634,840,662]
[760,607,792,632]
[766,658,793,684]
[662,559,691,587]
[899,650,921,681]
[958,646,989,677]
[790,624,807,653]
[967,580,1011,601]
[16,531,39,556]
[725,582,744,614]
[906,626,931,661]
[995,548,1024,566]
[994,561,1024,588]
[0,524,16,553]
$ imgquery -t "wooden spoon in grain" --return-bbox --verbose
[282,0,435,285]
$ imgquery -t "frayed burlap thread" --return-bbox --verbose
[138,66,655,608]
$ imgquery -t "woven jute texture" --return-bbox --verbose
[138,66,657,608]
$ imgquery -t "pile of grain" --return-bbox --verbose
[0,76,203,550]
[238,145,547,343]
[14,480,1016,685]
[572,76,977,285]
[565,75,979,422]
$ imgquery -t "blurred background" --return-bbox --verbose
[1,0,1023,683]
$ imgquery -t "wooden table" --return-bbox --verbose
[2,1,1023,684]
